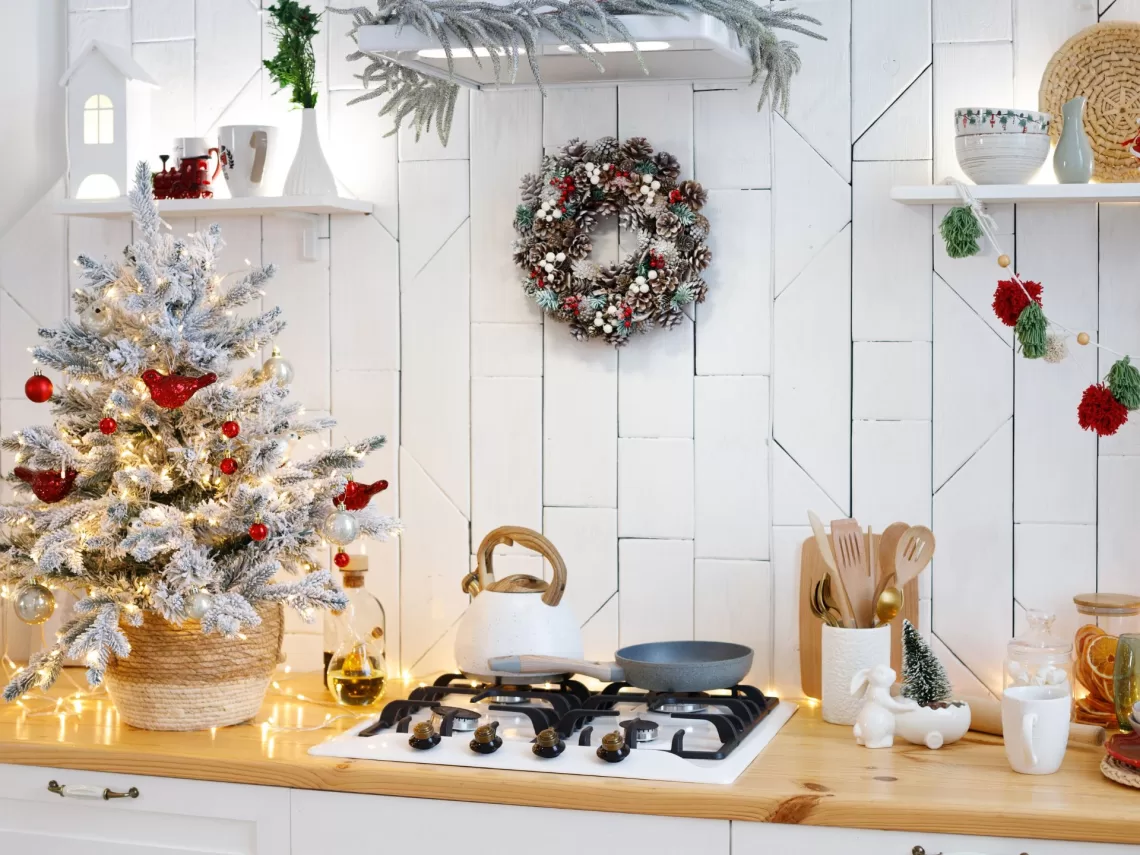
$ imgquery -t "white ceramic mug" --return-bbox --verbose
[1002,684,1071,775]
[821,624,891,725]
[218,125,279,197]
[173,136,214,162]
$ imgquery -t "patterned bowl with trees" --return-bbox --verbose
[955,107,1052,136]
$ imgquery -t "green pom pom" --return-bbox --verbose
[1108,356,1140,410]
[1015,300,1048,359]
[940,206,983,259]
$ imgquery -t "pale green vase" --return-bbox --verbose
[1053,96,1093,184]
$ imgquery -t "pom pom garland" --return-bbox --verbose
[1043,333,1068,364]
[939,206,983,259]
[1015,300,1048,359]
[1078,384,1129,436]
[992,279,1043,327]
[1107,356,1140,411]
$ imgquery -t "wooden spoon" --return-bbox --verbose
[878,522,909,581]
[895,525,936,589]
[831,519,871,627]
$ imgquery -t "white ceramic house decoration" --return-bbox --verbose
[60,40,158,200]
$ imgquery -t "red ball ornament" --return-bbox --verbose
[334,478,390,511]
[24,372,52,403]
[1078,383,1129,436]
[992,279,1043,327]
[219,457,239,475]
[334,550,351,568]
[222,420,241,439]
[14,467,78,503]
[99,417,117,435]
[141,369,217,409]
[249,521,268,542]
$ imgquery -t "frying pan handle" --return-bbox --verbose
[474,526,568,606]
[488,655,624,682]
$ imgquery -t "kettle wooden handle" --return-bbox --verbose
[474,526,567,607]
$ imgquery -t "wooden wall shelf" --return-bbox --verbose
[53,195,373,218]
[891,184,1140,205]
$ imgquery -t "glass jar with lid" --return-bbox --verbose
[1005,609,1072,691]
[1072,593,1140,727]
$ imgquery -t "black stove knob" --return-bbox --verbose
[409,720,441,751]
[470,722,502,754]
[532,727,566,759]
[596,730,631,763]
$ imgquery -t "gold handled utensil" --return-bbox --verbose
[873,586,904,627]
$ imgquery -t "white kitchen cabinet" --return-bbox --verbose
[291,789,731,854]
[733,821,1137,854]
[0,763,290,854]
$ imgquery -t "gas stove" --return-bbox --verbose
[309,673,796,784]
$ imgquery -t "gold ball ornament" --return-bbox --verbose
[1078,332,1091,346]
[261,346,294,386]
[998,254,1011,268]
[14,583,55,625]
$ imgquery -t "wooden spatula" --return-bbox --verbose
[831,519,871,628]
[895,525,936,589]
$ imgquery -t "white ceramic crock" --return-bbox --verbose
[821,624,891,725]
[454,526,582,681]
[894,700,972,749]
[955,133,1051,184]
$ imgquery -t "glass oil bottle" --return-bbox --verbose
[324,554,388,707]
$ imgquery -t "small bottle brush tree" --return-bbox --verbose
[2,163,398,700]
[900,619,954,707]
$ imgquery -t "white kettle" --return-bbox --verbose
[454,526,582,681]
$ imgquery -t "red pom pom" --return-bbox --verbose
[1078,383,1129,436]
[334,550,351,569]
[222,420,240,439]
[249,521,268,542]
[219,457,238,475]
[99,417,117,435]
[992,279,1043,327]
[25,373,52,403]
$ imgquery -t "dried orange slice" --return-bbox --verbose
[1087,635,1118,679]
[1076,623,1106,657]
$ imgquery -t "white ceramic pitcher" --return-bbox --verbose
[454,526,582,681]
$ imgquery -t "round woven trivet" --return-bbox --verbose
[105,602,283,731]
[1101,754,1140,788]
[1041,22,1140,182]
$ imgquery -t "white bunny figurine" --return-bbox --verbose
[850,664,918,749]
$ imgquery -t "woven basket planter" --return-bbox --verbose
[105,603,283,731]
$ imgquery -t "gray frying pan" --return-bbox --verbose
[487,640,754,693]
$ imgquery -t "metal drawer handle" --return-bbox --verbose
[912,849,1028,855]
[47,780,139,801]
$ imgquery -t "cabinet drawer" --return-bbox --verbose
[292,789,730,854]
[0,764,289,854]
[733,822,1137,854]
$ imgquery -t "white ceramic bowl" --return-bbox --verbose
[955,107,1051,136]
[955,133,1051,184]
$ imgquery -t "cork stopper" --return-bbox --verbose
[339,554,368,588]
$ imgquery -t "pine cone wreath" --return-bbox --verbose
[687,244,713,272]
[621,137,654,161]
[589,136,620,162]
[519,173,543,207]
[653,151,681,181]
[675,180,708,210]
[619,204,652,233]
[568,232,593,258]
[563,139,588,160]
[655,210,683,239]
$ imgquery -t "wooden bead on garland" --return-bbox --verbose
[1078,332,1091,346]
[998,254,1011,268]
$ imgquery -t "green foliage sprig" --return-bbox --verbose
[264,1,321,109]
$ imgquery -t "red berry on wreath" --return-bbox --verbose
[992,279,1043,327]
[222,420,241,439]
[334,549,351,569]
[25,372,52,403]
[219,457,239,475]
[1078,383,1129,436]
[99,417,117,435]
[249,521,268,542]
[669,189,682,204]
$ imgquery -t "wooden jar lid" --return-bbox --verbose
[1074,593,1140,614]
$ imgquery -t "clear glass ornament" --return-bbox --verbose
[325,555,387,707]
[1005,609,1072,690]
[323,509,358,546]
[14,584,55,625]
[261,345,294,386]
[186,590,212,620]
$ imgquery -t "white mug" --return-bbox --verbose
[173,136,214,163]
[1001,684,1071,775]
[218,125,279,197]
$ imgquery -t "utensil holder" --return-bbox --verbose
[821,624,891,725]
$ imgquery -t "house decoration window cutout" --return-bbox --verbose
[83,94,114,145]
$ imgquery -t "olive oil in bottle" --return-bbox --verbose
[326,641,387,706]
[323,554,388,707]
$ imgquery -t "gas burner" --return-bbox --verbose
[619,717,660,743]
[431,706,482,733]
[655,700,708,714]
[486,693,525,705]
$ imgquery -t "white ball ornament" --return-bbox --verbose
[80,301,115,335]
[262,346,294,386]
[324,509,359,546]
[14,584,55,625]
[186,590,213,621]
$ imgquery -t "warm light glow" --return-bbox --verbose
[557,41,671,53]
[75,173,121,200]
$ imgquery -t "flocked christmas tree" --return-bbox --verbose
[2,164,398,701]
[899,619,953,707]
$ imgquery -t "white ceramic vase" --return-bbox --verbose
[283,107,337,197]
[821,625,891,725]
[894,701,972,749]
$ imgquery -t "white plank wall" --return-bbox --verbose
[4,0,1140,700]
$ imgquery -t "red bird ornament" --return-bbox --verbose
[14,467,78,503]
[142,369,217,409]
[335,478,389,511]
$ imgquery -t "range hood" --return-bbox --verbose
[355,14,753,89]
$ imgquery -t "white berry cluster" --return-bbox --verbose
[627,274,652,296]
[593,303,622,333]
[640,173,662,205]
[586,161,610,185]
[538,199,563,221]
[540,250,567,275]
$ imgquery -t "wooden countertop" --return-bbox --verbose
[1,672,1137,844]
